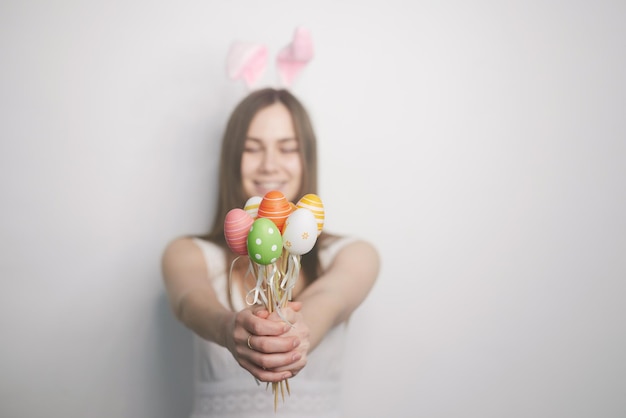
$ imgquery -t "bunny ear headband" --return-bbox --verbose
[227,26,314,89]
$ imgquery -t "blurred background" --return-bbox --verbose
[1,1,625,417]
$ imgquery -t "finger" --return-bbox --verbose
[267,356,307,376]
[247,349,302,371]
[247,334,300,354]
[239,358,293,383]
[242,311,290,337]
[287,300,303,311]
[253,309,270,319]
[251,304,269,317]
[266,308,300,325]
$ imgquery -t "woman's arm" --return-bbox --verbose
[294,239,380,352]
[161,237,303,382]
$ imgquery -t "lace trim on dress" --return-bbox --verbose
[192,381,341,417]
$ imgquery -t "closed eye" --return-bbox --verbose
[278,138,299,153]
[244,138,263,153]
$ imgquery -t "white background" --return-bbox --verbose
[1,1,625,417]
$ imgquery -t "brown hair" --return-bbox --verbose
[202,88,329,287]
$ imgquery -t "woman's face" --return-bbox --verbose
[241,102,303,202]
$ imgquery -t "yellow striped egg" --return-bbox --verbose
[243,196,262,219]
[296,193,324,236]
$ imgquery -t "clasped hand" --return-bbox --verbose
[226,301,309,383]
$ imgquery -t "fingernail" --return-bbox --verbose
[292,353,301,361]
[292,339,300,348]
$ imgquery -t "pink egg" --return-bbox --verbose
[224,208,254,255]
[296,193,324,236]
[257,190,292,232]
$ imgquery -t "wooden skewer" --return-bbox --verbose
[280,380,285,402]
[262,256,297,411]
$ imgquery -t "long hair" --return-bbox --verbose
[203,88,328,287]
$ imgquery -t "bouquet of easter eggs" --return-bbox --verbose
[223,190,324,410]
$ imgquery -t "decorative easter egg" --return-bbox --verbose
[257,190,292,232]
[282,208,318,255]
[224,208,254,255]
[247,217,283,265]
[243,196,262,219]
[296,193,324,236]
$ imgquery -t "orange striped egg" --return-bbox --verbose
[296,193,324,236]
[224,208,254,255]
[243,196,262,219]
[257,190,292,232]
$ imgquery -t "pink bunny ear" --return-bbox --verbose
[276,26,314,87]
[227,41,268,88]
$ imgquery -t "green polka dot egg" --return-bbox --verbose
[247,217,283,265]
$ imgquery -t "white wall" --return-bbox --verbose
[1,1,625,417]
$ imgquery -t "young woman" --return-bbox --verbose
[162,88,379,417]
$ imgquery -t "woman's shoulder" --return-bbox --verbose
[163,235,222,252]
[162,236,225,272]
[162,236,201,270]
[317,233,379,266]
[319,233,376,252]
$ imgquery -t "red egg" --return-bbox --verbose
[224,208,254,255]
[257,190,292,232]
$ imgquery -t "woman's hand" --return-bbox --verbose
[224,304,306,383]
[264,301,310,378]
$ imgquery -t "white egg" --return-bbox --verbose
[282,208,318,255]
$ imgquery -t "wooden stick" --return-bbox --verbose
[280,380,285,402]
[266,265,273,313]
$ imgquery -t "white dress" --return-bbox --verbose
[189,237,356,418]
